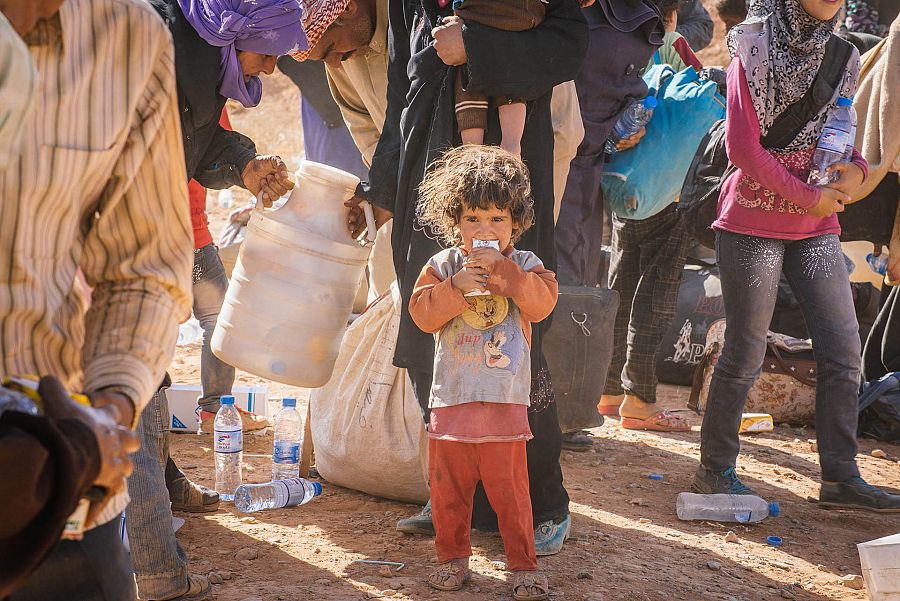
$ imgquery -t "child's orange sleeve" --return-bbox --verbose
[486,259,558,324]
[409,264,470,334]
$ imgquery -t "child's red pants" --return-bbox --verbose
[428,438,538,571]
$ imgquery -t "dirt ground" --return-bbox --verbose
[168,7,900,600]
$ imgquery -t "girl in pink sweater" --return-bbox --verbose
[694,0,900,512]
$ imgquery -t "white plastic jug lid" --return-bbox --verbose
[297,160,361,192]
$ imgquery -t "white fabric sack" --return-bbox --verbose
[310,282,429,504]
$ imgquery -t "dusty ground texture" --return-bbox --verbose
[169,8,900,600]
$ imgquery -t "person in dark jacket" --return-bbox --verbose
[676,0,713,50]
[131,2,306,600]
[303,0,588,557]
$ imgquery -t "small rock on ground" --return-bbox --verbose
[234,547,258,561]
[841,574,865,590]
[207,572,223,584]
[707,561,722,571]
[724,531,739,543]
[871,449,887,459]
[780,589,796,599]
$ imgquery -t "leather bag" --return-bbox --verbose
[689,319,818,425]
[543,286,619,432]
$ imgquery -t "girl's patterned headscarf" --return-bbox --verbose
[726,0,859,151]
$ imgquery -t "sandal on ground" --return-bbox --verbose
[427,559,470,591]
[621,410,691,432]
[512,571,549,601]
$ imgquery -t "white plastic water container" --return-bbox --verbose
[212,161,373,387]
[858,533,900,600]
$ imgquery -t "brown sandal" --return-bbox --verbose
[512,571,549,600]
[427,559,470,591]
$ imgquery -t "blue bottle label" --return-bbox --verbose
[273,441,300,464]
[214,428,243,453]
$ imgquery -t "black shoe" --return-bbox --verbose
[691,465,756,495]
[818,477,900,513]
[561,430,594,452]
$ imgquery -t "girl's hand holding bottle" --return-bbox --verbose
[808,186,850,218]
[825,162,866,196]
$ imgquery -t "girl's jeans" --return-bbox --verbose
[193,244,235,413]
[700,231,862,482]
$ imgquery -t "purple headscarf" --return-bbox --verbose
[177,0,307,107]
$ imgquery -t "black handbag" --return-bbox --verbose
[543,286,619,432]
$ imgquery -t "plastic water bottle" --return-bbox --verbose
[605,96,658,155]
[272,398,302,480]
[214,395,242,501]
[176,318,202,346]
[0,385,38,417]
[234,477,323,513]
[218,188,234,209]
[808,97,856,186]
[676,492,780,523]
[867,251,889,275]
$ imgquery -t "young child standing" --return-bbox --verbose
[410,146,558,600]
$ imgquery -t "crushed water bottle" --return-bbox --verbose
[218,188,234,209]
[867,251,889,275]
[272,398,302,480]
[605,96,658,155]
[0,385,38,417]
[808,97,856,187]
[214,395,243,501]
[234,477,322,513]
[676,492,780,523]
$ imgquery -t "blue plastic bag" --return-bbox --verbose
[602,65,725,221]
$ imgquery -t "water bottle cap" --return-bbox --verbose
[312,482,323,496]
[767,535,783,546]
[647,474,664,481]
[282,397,297,408]
[221,395,235,405]
[768,502,781,517]
[837,97,853,107]
[643,96,658,109]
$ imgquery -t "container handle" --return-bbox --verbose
[359,200,377,246]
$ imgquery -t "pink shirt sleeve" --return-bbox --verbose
[724,58,821,210]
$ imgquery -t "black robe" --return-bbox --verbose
[362,0,589,374]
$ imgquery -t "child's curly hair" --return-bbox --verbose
[416,145,535,247]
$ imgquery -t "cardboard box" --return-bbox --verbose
[165,384,268,432]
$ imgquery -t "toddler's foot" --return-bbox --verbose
[512,571,549,600]
[427,558,470,591]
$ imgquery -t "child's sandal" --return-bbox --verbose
[512,571,549,601]
[427,559,470,591]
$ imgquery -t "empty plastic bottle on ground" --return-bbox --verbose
[676,492,780,523]
[234,477,323,513]
[272,397,302,480]
[808,97,856,186]
[214,395,243,501]
[605,96,658,155]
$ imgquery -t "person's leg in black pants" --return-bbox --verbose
[11,519,135,601]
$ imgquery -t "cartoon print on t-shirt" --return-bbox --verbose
[483,329,511,369]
